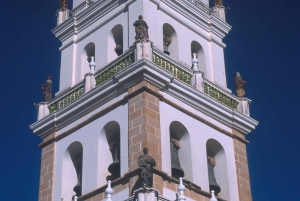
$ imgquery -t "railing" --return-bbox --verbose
[46,45,238,115]
[152,49,193,85]
[70,0,93,17]
[204,80,239,109]
[48,84,84,114]
[95,49,134,86]
[187,0,212,13]
[47,49,134,114]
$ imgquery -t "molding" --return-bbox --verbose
[52,0,231,47]
[75,168,226,201]
[31,59,257,144]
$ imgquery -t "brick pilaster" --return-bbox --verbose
[128,81,162,193]
[39,134,56,201]
[233,137,252,201]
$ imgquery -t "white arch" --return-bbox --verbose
[191,41,206,76]
[108,24,123,63]
[169,121,193,181]
[163,23,178,59]
[81,42,95,78]
[61,141,83,200]
[97,121,121,186]
[206,138,230,200]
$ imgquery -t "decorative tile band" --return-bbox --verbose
[152,53,192,85]
[204,82,239,109]
[48,86,84,114]
[95,52,134,86]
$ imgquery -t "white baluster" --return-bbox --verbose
[177,177,186,201]
[105,180,113,201]
[210,190,218,201]
[89,56,96,74]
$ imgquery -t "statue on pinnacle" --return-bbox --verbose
[133,15,149,40]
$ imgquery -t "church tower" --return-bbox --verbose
[30,0,258,201]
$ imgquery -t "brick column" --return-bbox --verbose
[233,138,252,201]
[128,81,162,193]
[39,133,56,201]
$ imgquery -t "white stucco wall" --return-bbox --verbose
[53,104,128,201]
[160,93,239,201]
[58,0,228,93]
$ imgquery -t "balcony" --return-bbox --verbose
[39,41,248,121]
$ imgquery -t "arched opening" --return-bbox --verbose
[206,139,229,200]
[61,141,83,200]
[108,25,123,62]
[98,121,121,186]
[81,42,95,76]
[169,121,192,181]
[191,41,206,76]
[163,24,178,59]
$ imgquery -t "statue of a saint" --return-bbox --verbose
[234,72,247,97]
[133,15,149,40]
[137,147,156,187]
[214,0,223,6]
[41,76,52,102]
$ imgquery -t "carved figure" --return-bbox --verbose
[133,15,149,40]
[137,147,156,187]
[163,35,172,55]
[234,72,247,97]
[41,76,52,102]
[59,0,68,10]
[214,0,223,6]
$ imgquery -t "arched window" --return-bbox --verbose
[61,141,83,200]
[206,139,229,200]
[191,41,206,76]
[98,121,121,186]
[163,24,178,59]
[81,42,95,77]
[108,25,123,62]
[169,121,192,181]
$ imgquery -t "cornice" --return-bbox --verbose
[52,0,231,46]
[30,59,258,139]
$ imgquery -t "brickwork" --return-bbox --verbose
[81,183,129,201]
[39,141,56,201]
[153,174,210,201]
[234,138,252,201]
[128,81,162,171]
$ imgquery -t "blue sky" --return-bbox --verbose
[0,0,299,200]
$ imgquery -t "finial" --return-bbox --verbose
[105,180,113,201]
[59,0,68,10]
[177,177,186,201]
[73,196,78,201]
[210,190,218,201]
[89,56,96,74]
[192,53,199,72]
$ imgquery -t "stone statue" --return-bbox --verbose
[137,147,156,187]
[214,0,223,6]
[163,35,172,55]
[59,0,68,10]
[234,72,247,97]
[41,76,52,102]
[133,15,149,40]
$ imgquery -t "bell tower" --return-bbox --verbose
[31,0,258,201]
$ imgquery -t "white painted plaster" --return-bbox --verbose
[160,97,239,201]
[53,105,128,201]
